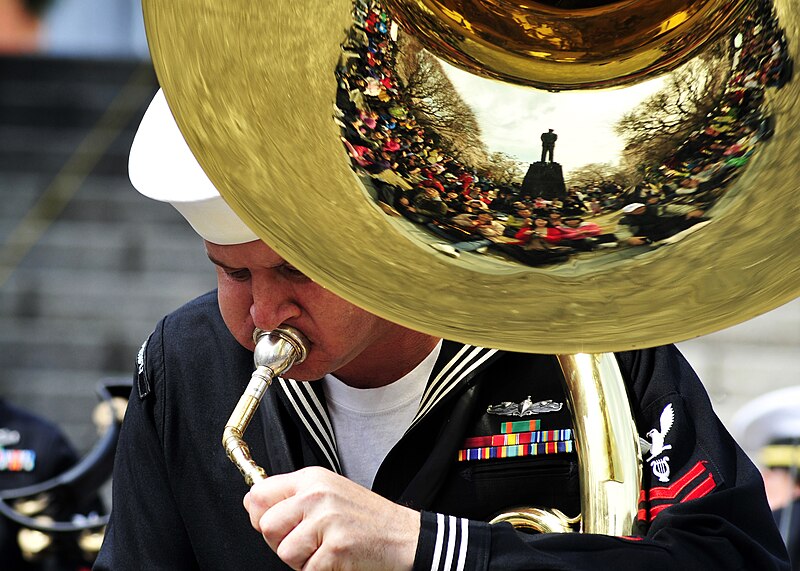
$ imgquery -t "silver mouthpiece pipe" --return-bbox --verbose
[222,326,309,486]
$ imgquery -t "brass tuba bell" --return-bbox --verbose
[142,0,800,536]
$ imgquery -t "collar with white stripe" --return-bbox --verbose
[276,341,500,474]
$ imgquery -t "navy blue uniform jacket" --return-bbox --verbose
[95,292,789,570]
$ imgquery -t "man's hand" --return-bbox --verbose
[244,467,420,571]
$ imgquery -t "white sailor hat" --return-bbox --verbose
[621,202,646,214]
[731,386,800,468]
[129,89,259,245]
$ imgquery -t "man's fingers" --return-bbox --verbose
[258,494,305,553]
[243,468,420,570]
[244,473,300,530]
[274,519,322,571]
[249,473,301,509]
[246,468,332,551]
[300,540,340,571]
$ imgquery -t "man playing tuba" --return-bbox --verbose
[94,90,789,570]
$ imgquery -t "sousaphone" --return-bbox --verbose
[141,0,800,536]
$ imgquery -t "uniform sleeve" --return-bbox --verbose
[411,345,791,570]
[94,322,198,571]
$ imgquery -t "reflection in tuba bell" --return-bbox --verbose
[143,0,799,538]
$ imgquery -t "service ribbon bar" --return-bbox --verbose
[500,419,542,434]
[457,440,575,462]
[463,429,572,449]
[0,448,36,472]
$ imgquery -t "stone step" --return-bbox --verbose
[0,219,208,264]
[0,173,182,222]
[0,124,142,175]
[1,268,216,321]
[0,126,136,174]
[0,126,131,156]
[0,327,157,376]
[0,76,154,113]
[0,58,155,134]
[15,231,212,275]
[4,221,212,275]
[59,189,192,225]
[0,56,149,85]
[2,214,207,244]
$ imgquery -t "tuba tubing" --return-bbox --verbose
[559,353,641,534]
[222,327,308,486]
[491,353,641,534]
[222,365,274,486]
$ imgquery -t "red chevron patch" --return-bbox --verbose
[637,460,717,523]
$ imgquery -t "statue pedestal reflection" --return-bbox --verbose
[521,161,567,200]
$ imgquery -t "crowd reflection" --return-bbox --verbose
[335,0,792,267]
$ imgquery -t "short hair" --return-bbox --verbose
[24,0,54,16]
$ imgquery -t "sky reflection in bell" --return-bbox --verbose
[442,61,667,176]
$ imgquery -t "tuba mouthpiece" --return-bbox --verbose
[252,327,309,377]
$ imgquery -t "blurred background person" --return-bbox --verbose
[0,0,51,53]
[1,1,195,567]
[0,396,87,570]
[0,0,148,57]
[733,387,800,570]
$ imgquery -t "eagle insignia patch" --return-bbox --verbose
[640,403,675,482]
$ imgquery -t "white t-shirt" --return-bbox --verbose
[322,341,442,489]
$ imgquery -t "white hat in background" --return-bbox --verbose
[731,386,800,467]
[129,89,259,245]
[621,202,646,214]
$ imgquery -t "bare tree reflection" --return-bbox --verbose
[335,0,793,268]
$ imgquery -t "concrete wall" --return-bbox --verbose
[678,298,800,437]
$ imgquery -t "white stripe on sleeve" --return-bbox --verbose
[442,515,458,571]
[455,517,469,571]
[431,513,445,571]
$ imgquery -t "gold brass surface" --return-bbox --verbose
[381,0,752,89]
[142,0,799,355]
[490,507,579,534]
[13,495,50,516]
[18,525,52,560]
[556,353,641,534]
[222,375,270,486]
[761,444,800,468]
[78,530,105,558]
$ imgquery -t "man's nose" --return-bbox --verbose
[249,274,301,332]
